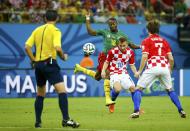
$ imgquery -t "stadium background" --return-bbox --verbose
[0,0,190,98]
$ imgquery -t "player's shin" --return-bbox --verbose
[111,88,119,101]
[58,93,69,121]
[168,90,183,112]
[132,89,142,112]
[104,79,114,106]
[34,96,44,124]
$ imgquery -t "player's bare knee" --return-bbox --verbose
[129,86,135,92]
[95,73,102,81]
[114,87,121,93]
[95,76,101,81]
[113,82,122,92]
[135,86,143,91]
[54,82,67,93]
[37,86,46,96]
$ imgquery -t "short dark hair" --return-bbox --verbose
[116,37,126,44]
[146,20,160,34]
[45,10,58,21]
[107,17,117,23]
[119,37,126,43]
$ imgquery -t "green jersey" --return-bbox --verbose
[96,29,131,54]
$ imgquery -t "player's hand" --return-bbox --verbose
[30,61,36,69]
[101,71,106,79]
[63,54,68,61]
[134,71,140,78]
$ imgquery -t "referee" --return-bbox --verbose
[25,10,79,128]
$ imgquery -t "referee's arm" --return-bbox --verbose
[25,45,35,62]
[55,46,67,61]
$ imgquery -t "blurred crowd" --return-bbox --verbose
[0,0,190,28]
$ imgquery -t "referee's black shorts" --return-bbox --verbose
[34,58,63,86]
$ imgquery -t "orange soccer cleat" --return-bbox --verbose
[108,104,115,113]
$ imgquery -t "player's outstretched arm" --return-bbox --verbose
[85,12,97,36]
[130,64,139,78]
[138,53,148,74]
[129,43,140,49]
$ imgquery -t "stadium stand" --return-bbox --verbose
[0,0,189,25]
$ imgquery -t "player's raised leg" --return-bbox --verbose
[74,64,96,78]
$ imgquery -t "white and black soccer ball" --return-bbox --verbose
[83,43,95,55]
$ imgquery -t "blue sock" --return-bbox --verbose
[34,96,44,123]
[168,91,183,112]
[131,92,135,102]
[111,89,119,101]
[133,90,142,112]
[58,93,70,120]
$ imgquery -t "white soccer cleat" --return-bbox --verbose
[179,110,186,118]
[129,112,140,119]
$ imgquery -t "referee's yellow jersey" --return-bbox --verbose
[25,23,61,61]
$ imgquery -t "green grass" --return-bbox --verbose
[0,97,189,131]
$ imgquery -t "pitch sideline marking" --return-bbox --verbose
[0,126,126,131]
[180,69,183,96]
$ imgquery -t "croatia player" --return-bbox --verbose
[74,12,140,106]
[101,37,138,113]
[130,20,186,118]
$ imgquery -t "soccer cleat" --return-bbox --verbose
[105,99,115,106]
[179,110,186,118]
[35,122,41,128]
[62,119,80,128]
[129,112,140,119]
[74,64,80,74]
[108,104,115,113]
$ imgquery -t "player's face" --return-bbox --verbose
[108,20,118,32]
[118,41,128,51]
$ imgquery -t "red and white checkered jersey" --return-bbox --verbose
[141,34,171,69]
[106,47,135,75]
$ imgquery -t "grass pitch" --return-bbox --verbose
[0,97,189,131]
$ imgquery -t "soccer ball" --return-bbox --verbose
[83,43,95,55]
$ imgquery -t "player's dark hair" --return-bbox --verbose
[119,37,126,43]
[45,10,58,21]
[146,20,160,34]
[107,17,117,23]
[116,37,126,44]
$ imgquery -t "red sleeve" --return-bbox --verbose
[141,39,149,54]
[106,50,114,63]
[129,50,135,65]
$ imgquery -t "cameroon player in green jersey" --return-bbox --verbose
[74,12,140,110]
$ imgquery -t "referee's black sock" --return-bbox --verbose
[58,93,69,120]
[34,96,44,123]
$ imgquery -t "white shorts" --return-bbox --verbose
[137,66,172,89]
[110,73,135,90]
